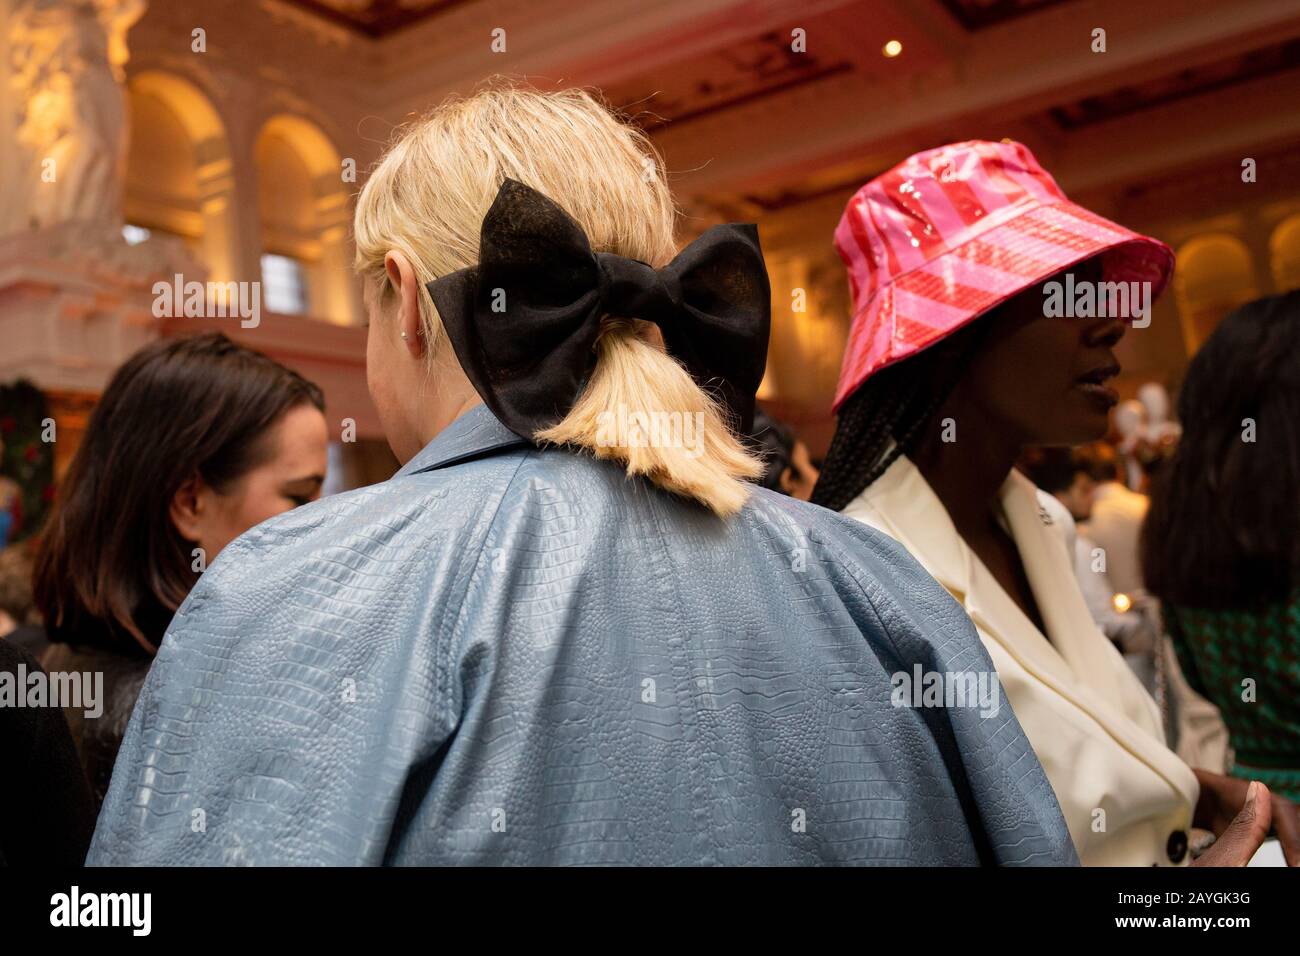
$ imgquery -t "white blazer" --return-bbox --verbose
[843,456,1199,866]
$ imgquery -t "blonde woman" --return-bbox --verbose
[88,85,1074,866]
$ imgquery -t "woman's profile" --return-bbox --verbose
[813,140,1298,866]
[33,332,328,808]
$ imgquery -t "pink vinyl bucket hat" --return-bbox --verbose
[832,140,1175,411]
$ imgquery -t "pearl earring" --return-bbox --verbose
[401,331,408,339]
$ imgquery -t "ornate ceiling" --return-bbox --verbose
[605,26,853,134]
[585,1,1300,216]
[282,0,1080,38]
[177,0,1300,219]
[937,0,1072,30]
[1051,35,1300,129]
[280,0,461,36]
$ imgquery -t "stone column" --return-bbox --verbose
[216,77,268,287]
[310,175,360,325]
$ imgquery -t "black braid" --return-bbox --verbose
[811,319,988,512]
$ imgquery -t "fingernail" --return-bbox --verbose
[1246,781,1259,805]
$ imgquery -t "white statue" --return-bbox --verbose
[1137,382,1169,427]
[1137,379,1182,451]
[7,0,146,233]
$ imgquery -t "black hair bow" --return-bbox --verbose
[426,178,771,440]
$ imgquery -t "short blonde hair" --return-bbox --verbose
[354,83,761,515]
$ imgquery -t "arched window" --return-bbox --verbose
[124,72,235,282]
[1173,234,1257,354]
[254,116,357,324]
[1269,214,1300,293]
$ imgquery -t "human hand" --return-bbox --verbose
[1193,772,1300,866]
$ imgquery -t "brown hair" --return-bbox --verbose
[33,333,325,653]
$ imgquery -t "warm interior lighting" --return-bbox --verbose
[883,39,903,58]
[1112,593,1133,614]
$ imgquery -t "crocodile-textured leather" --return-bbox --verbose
[88,406,1076,866]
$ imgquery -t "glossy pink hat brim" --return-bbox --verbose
[832,199,1175,411]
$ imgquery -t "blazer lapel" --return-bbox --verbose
[855,456,1199,810]
[864,457,1082,692]
[999,469,1158,731]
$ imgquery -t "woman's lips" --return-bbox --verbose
[1075,381,1119,407]
[1075,363,1121,407]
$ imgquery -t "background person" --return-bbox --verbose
[0,639,96,866]
[748,408,821,500]
[0,438,19,549]
[0,539,45,657]
[1078,440,1148,597]
[812,140,1297,866]
[32,332,328,808]
[1143,291,1300,804]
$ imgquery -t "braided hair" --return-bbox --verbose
[811,317,989,512]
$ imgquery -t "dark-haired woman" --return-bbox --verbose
[33,332,328,808]
[1143,292,1300,804]
[813,140,1298,866]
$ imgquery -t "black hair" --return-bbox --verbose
[812,317,988,512]
[1142,291,1300,609]
[748,409,795,491]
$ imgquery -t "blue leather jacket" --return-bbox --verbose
[88,406,1075,866]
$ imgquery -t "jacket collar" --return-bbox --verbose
[394,404,529,478]
[997,467,1128,703]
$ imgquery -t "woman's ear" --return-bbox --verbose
[383,250,425,358]
[169,475,205,543]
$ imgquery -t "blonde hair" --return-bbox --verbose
[354,83,761,516]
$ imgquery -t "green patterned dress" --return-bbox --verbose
[1165,588,1300,801]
